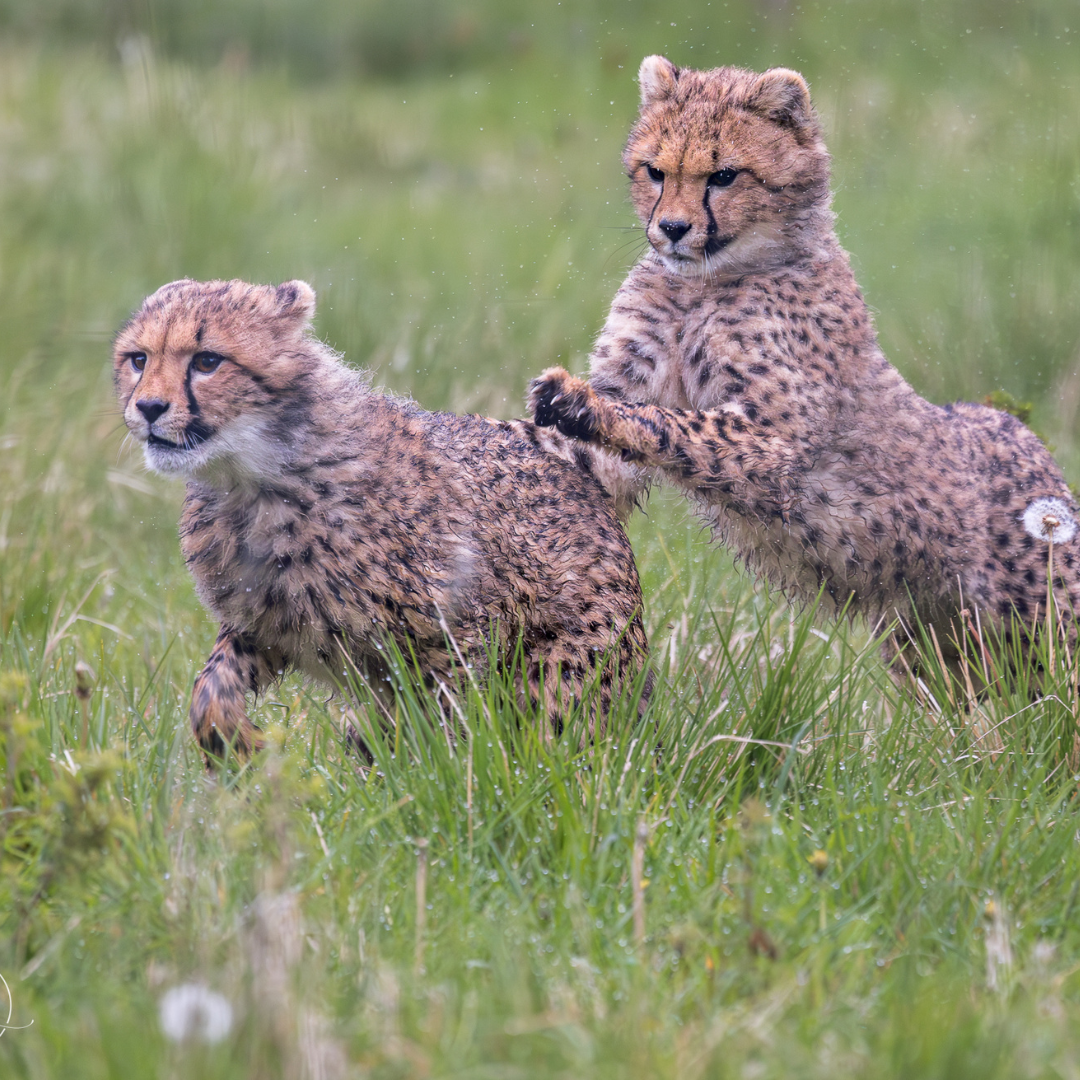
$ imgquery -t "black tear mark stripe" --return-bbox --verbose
[183,361,201,417]
[185,418,214,445]
[702,185,719,238]
[645,169,663,235]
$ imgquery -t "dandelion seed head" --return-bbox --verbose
[1021,497,1077,544]
[159,983,233,1044]
[1033,939,1057,969]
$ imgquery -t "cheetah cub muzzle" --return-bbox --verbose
[114,278,650,760]
[530,56,1080,678]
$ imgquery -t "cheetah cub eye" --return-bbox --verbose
[128,352,147,372]
[191,351,226,374]
[707,169,739,188]
[645,165,664,183]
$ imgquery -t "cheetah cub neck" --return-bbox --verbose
[627,55,833,279]
[113,279,332,488]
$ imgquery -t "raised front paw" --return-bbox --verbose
[528,367,601,443]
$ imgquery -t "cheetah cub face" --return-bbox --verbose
[113,278,315,481]
[626,55,830,276]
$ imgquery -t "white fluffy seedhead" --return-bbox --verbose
[1021,497,1078,544]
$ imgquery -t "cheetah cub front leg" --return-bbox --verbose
[190,629,270,760]
[530,367,799,506]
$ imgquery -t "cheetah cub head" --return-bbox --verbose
[114,278,317,481]
[625,57,831,277]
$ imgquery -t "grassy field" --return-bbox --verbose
[3,1,1080,1075]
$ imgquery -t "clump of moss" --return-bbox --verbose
[984,389,1034,426]
[985,388,1057,452]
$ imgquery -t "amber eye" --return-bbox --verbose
[645,164,664,183]
[708,168,739,188]
[191,352,225,374]
[129,352,147,372]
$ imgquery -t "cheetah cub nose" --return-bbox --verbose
[658,219,691,242]
[136,399,170,424]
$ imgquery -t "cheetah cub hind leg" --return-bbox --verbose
[524,613,654,742]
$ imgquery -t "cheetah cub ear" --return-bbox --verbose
[274,280,317,329]
[638,55,679,108]
[745,68,813,128]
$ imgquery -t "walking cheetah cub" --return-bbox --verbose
[531,57,1080,667]
[114,278,649,758]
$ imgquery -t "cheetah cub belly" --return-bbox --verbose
[114,278,650,759]
[531,56,1080,666]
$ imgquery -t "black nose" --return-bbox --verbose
[136,399,169,424]
[658,219,691,242]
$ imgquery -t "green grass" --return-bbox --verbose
[3,1,1080,1075]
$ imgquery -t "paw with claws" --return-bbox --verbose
[528,368,603,443]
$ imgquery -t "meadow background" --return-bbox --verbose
[2,0,1080,1075]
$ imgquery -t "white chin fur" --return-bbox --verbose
[143,441,205,476]
[141,415,286,484]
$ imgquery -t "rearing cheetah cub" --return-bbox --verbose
[531,57,1080,666]
[114,279,649,758]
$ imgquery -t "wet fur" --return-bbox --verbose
[115,279,650,758]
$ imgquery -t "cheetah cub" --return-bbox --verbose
[531,57,1080,667]
[114,278,649,758]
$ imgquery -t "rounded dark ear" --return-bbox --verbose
[638,55,679,108]
[746,68,813,127]
[275,280,316,327]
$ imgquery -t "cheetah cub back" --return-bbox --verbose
[531,56,1080,669]
[114,278,650,758]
